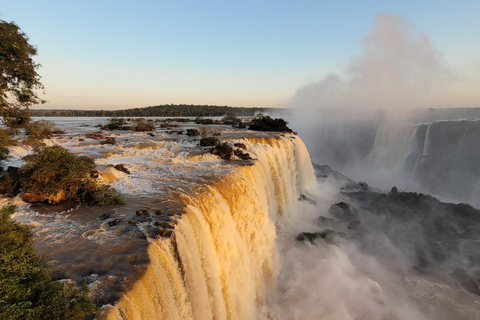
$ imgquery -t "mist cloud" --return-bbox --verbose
[288,13,455,110]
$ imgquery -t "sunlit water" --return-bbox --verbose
[1,117,479,319]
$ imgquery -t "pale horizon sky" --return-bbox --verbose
[2,1,479,110]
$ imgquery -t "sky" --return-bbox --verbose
[1,0,479,110]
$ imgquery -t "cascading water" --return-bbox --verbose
[365,123,419,170]
[104,136,316,320]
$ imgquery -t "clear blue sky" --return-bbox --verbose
[2,1,479,109]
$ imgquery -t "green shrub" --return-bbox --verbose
[25,120,55,139]
[101,117,126,130]
[200,137,220,147]
[22,145,96,202]
[133,119,155,131]
[216,142,233,159]
[0,205,97,319]
[249,114,293,132]
[0,128,16,161]
[0,172,22,195]
[91,185,126,206]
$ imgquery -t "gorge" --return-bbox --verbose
[2,116,480,319]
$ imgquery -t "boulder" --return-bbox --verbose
[234,143,247,149]
[328,202,358,222]
[114,164,130,174]
[107,219,121,227]
[296,229,338,244]
[22,189,67,204]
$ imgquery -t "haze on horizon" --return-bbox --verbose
[2,1,479,110]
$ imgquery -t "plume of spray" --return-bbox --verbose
[287,13,451,111]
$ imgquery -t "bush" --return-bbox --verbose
[214,142,233,159]
[22,145,96,203]
[0,128,16,161]
[25,120,55,139]
[101,117,126,130]
[186,129,199,136]
[133,119,155,131]
[249,114,293,132]
[0,172,22,195]
[90,185,126,206]
[199,137,220,147]
[0,205,97,319]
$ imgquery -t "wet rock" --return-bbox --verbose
[234,143,246,149]
[114,164,130,174]
[347,220,361,229]
[90,170,99,178]
[22,189,66,204]
[100,212,111,220]
[148,133,155,137]
[238,152,252,160]
[7,166,20,173]
[328,202,358,222]
[155,209,162,215]
[315,216,340,228]
[298,194,316,204]
[107,219,121,227]
[136,209,149,216]
[296,229,338,244]
[79,138,85,142]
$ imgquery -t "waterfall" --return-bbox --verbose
[104,135,316,320]
[365,123,419,170]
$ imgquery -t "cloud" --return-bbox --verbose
[288,13,455,110]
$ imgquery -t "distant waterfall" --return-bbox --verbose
[365,123,419,170]
[364,120,480,206]
[105,136,316,320]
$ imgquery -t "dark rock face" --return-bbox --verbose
[404,120,480,205]
[200,137,220,147]
[234,143,246,149]
[107,219,121,227]
[328,202,358,222]
[114,164,130,174]
[296,230,338,244]
[343,188,480,296]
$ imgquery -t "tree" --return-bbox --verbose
[0,205,97,319]
[0,19,45,128]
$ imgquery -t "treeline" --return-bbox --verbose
[30,104,267,117]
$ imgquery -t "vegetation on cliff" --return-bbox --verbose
[0,205,97,319]
[249,114,294,132]
[0,145,125,206]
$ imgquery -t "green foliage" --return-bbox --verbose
[101,117,126,130]
[216,142,233,160]
[133,118,155,131]
[186,129,199,136]
[195,117,214,124]
[249,114,293,132]
[29,105,265,117]
[25,120,54,139]
[0,205,97,319]
[22,145,95,201]
[0,20,45,128]
[91,185,126,206]
[0,128,16,161]
[0,172,22,195]
[199,137,220,147]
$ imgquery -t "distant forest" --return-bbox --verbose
[30,104,269,117]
